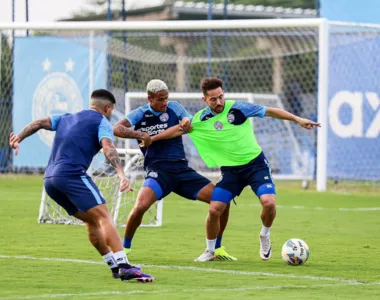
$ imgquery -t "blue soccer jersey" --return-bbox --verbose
[126,101,192,167]
[200,100,267,123]
[45,109,114,177]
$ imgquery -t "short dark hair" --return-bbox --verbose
[91,89,116,104]
[200,77,223,95]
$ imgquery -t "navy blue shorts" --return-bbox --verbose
[142,161,211,200]
[212,152,276,204]
[44,175,106,216]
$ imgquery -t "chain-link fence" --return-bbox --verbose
[1,20,379,192]
[0,32,13,172]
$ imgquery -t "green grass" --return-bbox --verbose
[0,175,380,299]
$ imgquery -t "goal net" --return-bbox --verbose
[0,18,378,217]
[38,149,163,227]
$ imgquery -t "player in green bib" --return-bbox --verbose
[155,77,320,262]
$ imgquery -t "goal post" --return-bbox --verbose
[1,18,327,191]
[0,17,378,211]
[109,148,163,228]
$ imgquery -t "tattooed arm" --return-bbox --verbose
[101,137,131,192]
[17,118,52,142]
[9,118,53,155]
[113,119,152,147]
[101,138,123,175]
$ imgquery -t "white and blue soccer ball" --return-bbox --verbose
[282,238,310,266]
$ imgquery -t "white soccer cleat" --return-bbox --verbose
[260,234,272,261]
[194,249,216,262]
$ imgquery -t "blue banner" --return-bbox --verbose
[320,0,380,24]
[13,36,106,168]
[328,36,380,180]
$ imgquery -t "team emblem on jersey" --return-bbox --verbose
[32,72,83,147]
[148,171,158,178]
[159,113,169,122]
[227,113,235,123]
[214,121,223,131]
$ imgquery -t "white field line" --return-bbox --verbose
[0,254,360,284]
[1,282,380,300]
[239,203,380,212]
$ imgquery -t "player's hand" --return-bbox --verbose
[9,133,20,156]
[297,118,321,130]
[119,176,133,193]
[138,133,152,148]
[180,117,193,133]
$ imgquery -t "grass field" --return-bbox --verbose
[0,175,380,300]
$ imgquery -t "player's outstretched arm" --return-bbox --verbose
[151,117,191,143]
[265,107,321,130]
[101,137,132,192]
[151,124,184,143]
[9,118,52,155]
[113,119,152,147]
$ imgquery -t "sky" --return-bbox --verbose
[0,0,164,22]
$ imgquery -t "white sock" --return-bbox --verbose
[260,225,271,236]
[114,250,130,265]
[102,252,118,269]
[206,239,216,252]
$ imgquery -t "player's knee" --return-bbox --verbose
[132,199,153,216]
[132,205,149,216]
[84,220,100,230]
[261,195,276,211]
[209,203,226,218]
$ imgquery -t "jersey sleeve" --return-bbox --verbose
[125,107,145,127]
[232,101,267,118]
[98,116,114,144]
[168,101,193,120]
[49,115,63,131]
[199,107,215,121]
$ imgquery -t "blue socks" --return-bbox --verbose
[215,236,222,249]
[123,237,132,249]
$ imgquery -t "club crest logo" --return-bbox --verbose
[214,121,223,131]
[227,113,235,123]
[159,113,169,122]
[32,72,83,147]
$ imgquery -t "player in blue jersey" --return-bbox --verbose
[9,89,154,282]
[113,79,236,261]
[153,77,320,262]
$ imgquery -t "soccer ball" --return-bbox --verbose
[282,238,310,266]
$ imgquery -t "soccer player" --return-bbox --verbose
[113,79,237,261]
[154,77,320,261]
[9,89,154,282]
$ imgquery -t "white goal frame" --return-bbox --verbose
[2,18,346,194]
[38,148,163,227]
[108,149,163,227]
